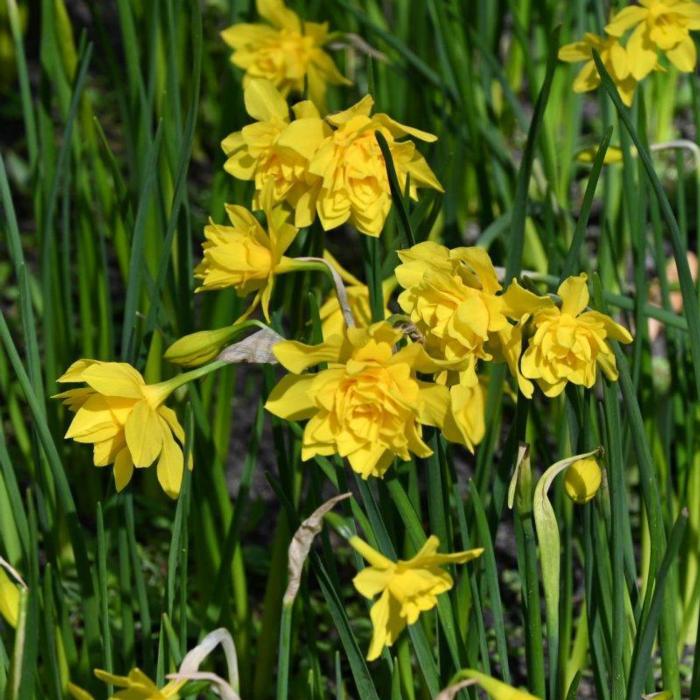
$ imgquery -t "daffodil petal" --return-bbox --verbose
[124,400,163,467]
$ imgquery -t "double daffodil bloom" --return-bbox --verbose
[396,241,509,384]
[301,96,443,236]
[0,566,19,628]
[54,361,189,498]
[558,33,639,106]
[265,322,458,478]
[606,0,700,78]
[194,202,298,320]
[350,535,483,660]
[221,0,350,109]
[519,274,633,397]
[222,79,330,227]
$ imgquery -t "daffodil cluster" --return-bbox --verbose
[559,0,700,106]
[395,242,632,401]
[223,79,442,237]
[221,0,350,110]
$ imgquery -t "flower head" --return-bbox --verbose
[519,274,633,396]
[265,322,456,478]
[301,96,443,236]
[395,241,508,384]
[53,361,188,498]
[222,79,330,227]
[94,667,184,700]
[558,33,640,106]
[350,535,483,660]
[221,0,350,109]
[194,202,298,320]
[606,0,700,78]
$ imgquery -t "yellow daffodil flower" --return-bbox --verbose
[606,0,700,78]
[300,96,443,236]
[194,202,298,320]
[221,0,350,109]
[564,457,603,503]
[265,322,457,478]
[558,33,639,106]
[0,566,19,628]
[221,79,330,227]
[94,667,184,699]
[350,535,483,660]
[395,241,509,385]
[519,274,633,397]
[53,360,189,498]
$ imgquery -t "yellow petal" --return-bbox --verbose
[80,362,145,399]
[113,448,134,492]
[156,419,184,498]
[666,34,696,72]
[326,95,374,127]
[273,337,344,372]
[277,117,329,159]
[608,40,630,79]
[349,536,394,568]
[627,24,658,80]
[66,682,96,700]
[93,435,124,466]
[265,374,317,420]
[558,40,592,62]
[501,279,554,318]
[353,566,393,599]
[220,22,276,49]
[583,310,633,343]
[256,0,301,31]
[65,395,124,442]
[52,387,94,411]
[415,382,450,428]
[460,669,540,699]
[572,60,600,92]
[558,274,589,316]
[57,358,100,383]
[157,405,185,444]
[604,5,647,36]
[244,78,289,122]
[367,590,397,661]
[94,669,131,687]
[124,400,163,467]
[373,113,438,142]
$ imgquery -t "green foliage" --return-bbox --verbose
[1,0,699,698]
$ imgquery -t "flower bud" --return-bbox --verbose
[164,327,239,367]
[564,457,602,504]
